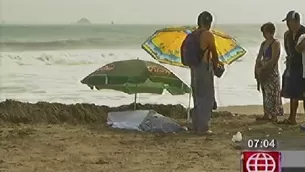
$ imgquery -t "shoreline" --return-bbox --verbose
[218,102,304,115]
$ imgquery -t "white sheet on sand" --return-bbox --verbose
[107,110,185,133]
[107,110,148,131]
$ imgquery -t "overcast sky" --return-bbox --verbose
[1,0,305,24]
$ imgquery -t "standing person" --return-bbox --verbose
[279,11,305,125]
[254,22,283,123]
[188,11,223,134]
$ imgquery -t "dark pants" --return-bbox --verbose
[190,61,215,132]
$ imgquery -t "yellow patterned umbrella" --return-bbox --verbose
[141,26,246,67]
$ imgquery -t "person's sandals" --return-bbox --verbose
[277,119,297,125]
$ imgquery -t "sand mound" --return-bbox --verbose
[0,100,186,124]
[0,100,232,124]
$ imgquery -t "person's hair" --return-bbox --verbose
[260,22,276,35]
[197,11,213,27]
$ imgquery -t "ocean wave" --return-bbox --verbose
[0,49,150,65]
[0,38,139,51]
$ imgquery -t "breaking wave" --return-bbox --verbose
[0,49,150,65]
[0,38,140,51]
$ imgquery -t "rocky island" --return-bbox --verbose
[76,18,91,24]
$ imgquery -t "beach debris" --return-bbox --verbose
[266,134,270,137]
[231,131,243,142]
[278,132,281,135]
[248,127,252,131]
[299,124,305,131]
[278,128,283,132]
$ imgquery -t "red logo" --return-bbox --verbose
[241,151,281,172]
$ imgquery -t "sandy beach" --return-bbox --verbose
[2,1,305,171]
[1,100,305,172]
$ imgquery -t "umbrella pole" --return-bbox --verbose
[134,84,138,110]
[134,93,137,110]
[187,90,191,123]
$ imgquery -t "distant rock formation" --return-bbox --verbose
[76,18,91,24]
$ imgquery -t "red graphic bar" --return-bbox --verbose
[241,151,281,172]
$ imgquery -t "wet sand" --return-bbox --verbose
[0,100,305,172]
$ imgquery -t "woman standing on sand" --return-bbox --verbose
[254,22,283,123]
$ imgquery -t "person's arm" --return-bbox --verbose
[200,31,221,66]
[261,40,281,70]
[296,35,305,53]
[284,31,289,56]
[255,42,264,68]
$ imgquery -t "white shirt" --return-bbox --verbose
[297,34,305,78]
